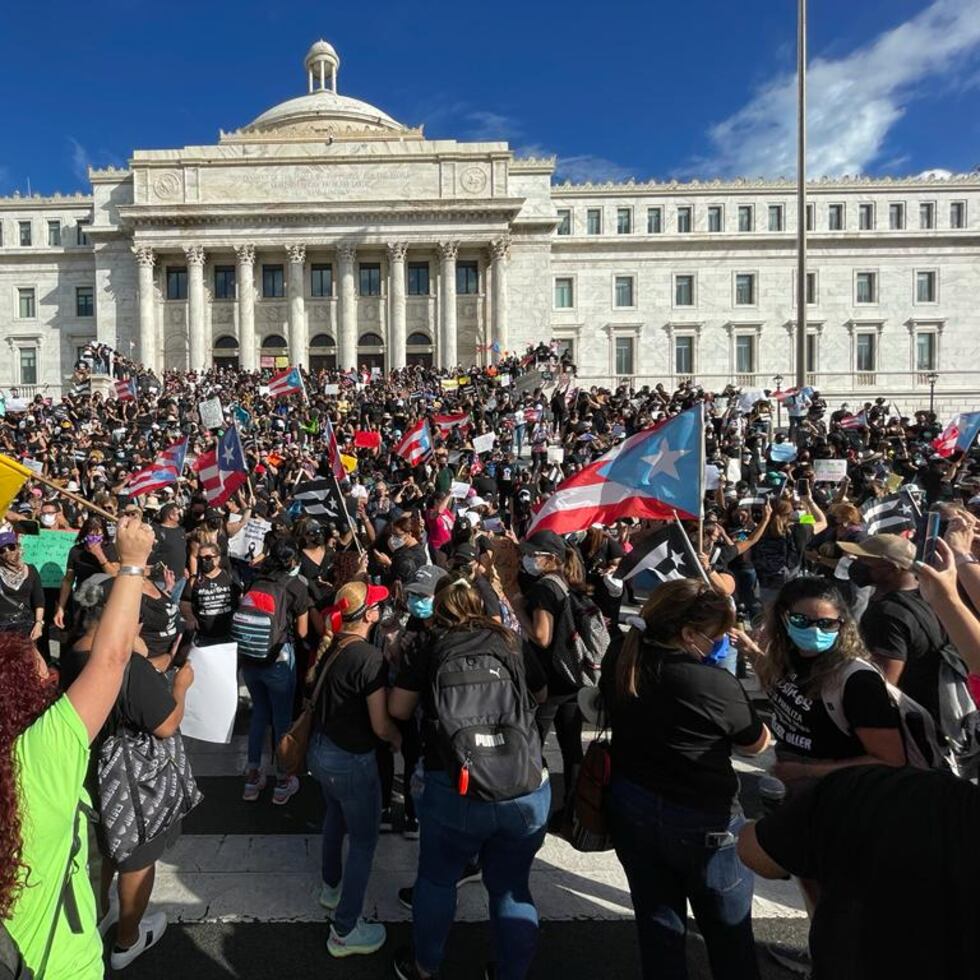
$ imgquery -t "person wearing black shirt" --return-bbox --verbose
[307,581,400,959]
[739,766,980,980]
[599,579,769,980]
[54,516,120,637]
[150,503,188,603]
[182,542,240,646]
[0,530,44,640]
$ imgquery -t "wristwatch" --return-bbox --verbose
[117,565,146,577]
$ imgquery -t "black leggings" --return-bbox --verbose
[535,693,583,810]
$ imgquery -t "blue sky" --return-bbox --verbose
[1,0,978,195]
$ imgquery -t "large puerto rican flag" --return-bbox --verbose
[393,420,433,467]
[124,438,188,498]
[528,406,704,535]
[267,365,305,399]
[114,377,137,402]
[933,411,980,458]
[195,426,247,506]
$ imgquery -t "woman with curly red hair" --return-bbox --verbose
[0,515,153,978]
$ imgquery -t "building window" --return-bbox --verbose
[805,204,814,231]
[856,332,877,372]
[19,348,37,385]
[674,335,694,375]
[737,205,754,232]
[889,203,905,229]
[76,286,94,317]
[916,331,937,371]
[856,271,877,304]
[77,220,90,246]
[166,267,188,300]
[646,207,662,233]
[677,207,692,233]
[358,263,381,296]
[614,275,635,308]
[17,288,36,319]
[768,204,784,232]
[554,277,574,309]
[587,208,602,235]
[735,335,756,374]
[47,220,61,247]
[19,222,31,247]
[735,273,756,305]
[262,264,284,298]
[707,206,723,233]
[806,271,817,305]
[213,265,236,300]
[916,270,937,303]
[456,260,479,295]
[616,208,632,234]
[806,333,818,373]
[614,336,635,376]
[310,263,333,297]
[675,274,695,307]
[950,201,966,229]
[828,204,843,230]
[555,337,574,362]
[919,202,935,229]
[556,209,572,236]
[859,203,874,230]
[407,261,429,296]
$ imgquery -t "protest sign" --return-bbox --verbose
[198,397,223,429]
[4,398,28,414]
[497,374,511,387]
[727,457,742,483]
[441,378,459,391]
[182,643,239,744]
[22,459,43,475]
[813,458,849,483]
[450,481,471,499]
[340,453,358,474]
[323,383,340,395]
[513,370,542,395]
[457,375,471,387]
[21,530,76,588]
[547,446,565,464]
[227,517,272,560]
[704,464,721,490]
[472,432,496,454]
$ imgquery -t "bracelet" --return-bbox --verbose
[117,565,146,577]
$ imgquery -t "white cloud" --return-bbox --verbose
[555,155,633,184]
[68,137,92,183]
[702,0,980,178]
[463,110,523,142]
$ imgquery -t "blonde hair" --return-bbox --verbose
[321,581,374,646]
[433,577,513,646]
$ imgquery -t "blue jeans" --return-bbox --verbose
[413,771,551,979]
[608,778,759,980]
[307,732,382,934]
[241,645,296,775]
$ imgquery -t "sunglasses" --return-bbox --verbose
[786,612,844,632]
[0,544,19,554]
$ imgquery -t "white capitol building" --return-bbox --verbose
[0,39,978,413]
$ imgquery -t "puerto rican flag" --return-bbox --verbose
[838,411,867,431]
[933,411,980,458]
[195,425,247,506]
[528,407,704,535]
[433,413,470,435]
[123,438,188,498]
[114,377,137,402]
[393,420,433,467]
[267,366,305,399]
[324,418,346,481]
[523,408,543,424]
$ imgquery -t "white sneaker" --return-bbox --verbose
[272,775,300,806]
[110,910,168,970]
[97,900,119,938]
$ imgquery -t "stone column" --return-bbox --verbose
[235,244,257,371]
[439,241,459,370]
[133,245,156,373]
[337,242,357,371]
[185,245,207,372]
[287,243,307,367]
[490,236,511,363]
[387,242,408,370]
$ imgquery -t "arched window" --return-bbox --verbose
[310,333,336,348]
[262,334,288,349]
[213,335,239,350]
[359,332,384,346]
[407,332,432,346]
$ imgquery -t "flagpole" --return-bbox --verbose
[30,471,117,523]
[672,510,711,588]
[329,467,365,557]
[794,0,808,393]
[698,401,706,554]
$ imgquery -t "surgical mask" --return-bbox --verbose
[696,631,731,666]
[289,565,301,577]
[522,555,543,576]
[785,621,839,654]
[85,534,103,547]
[40,513,57,527]
[407,595,434,619]
[848,562,874,588]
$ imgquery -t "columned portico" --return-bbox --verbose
[337,242,357,370]
[185,245,207,372]
[287,243,307,366]
[439,241,459,369]
[235,243,257,371]
[134,245,156,372]
[490,236,510,362]
[387,242,408,370]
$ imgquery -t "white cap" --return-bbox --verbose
[469,496,488,509]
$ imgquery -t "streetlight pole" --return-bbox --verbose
[927,371,939,416]
[795,0,808,392]
[774,374,784,431]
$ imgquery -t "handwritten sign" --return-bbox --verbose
[547,446,565,464]
[323,383,340,395]
[472,433,496,454]
[450,481,471,499]
[440,378,459,391]
[813,459,848,483]
[198,397,224,430]
[227,518,272,560]
[21,530,76,588]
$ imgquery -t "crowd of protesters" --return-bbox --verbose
[0,339,979,979]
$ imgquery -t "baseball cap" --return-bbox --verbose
[405,565,449,596]
[520,529,567,559]
[0,531,17,549]
[839,534,915,570]
[451,542,479,564]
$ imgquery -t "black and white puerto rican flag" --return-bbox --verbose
[292,479,346,521]
[617,523,702,590]
[860,492,917,536]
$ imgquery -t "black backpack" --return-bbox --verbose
[231,577,291,663]
[430,628,543,802]
[541,575,611,689]
[0,925,30,980]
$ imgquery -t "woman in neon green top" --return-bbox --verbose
[0,516,154,978]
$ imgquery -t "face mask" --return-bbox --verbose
[389,535,406,552]
[407,595,434,619]
[199,557,216,572]
[785,621,839,654]
[848,562,874,588]
[85,534,103,547]
[289,565,301,577]
[696,632,731,666]
[40,513,57,527]
[522,555,543,576]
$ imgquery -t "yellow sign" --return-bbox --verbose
[457,375,471,386]
[340,453,358,474]
[275,356,289,368]
[440,378,459,390]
